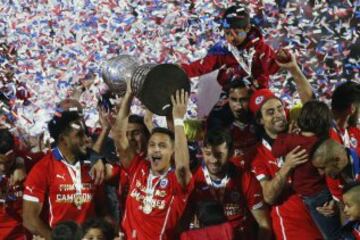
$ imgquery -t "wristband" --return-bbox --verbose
[174,118,184,127]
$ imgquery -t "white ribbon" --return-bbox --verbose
[57,149,83,209]
[228,43,255,76]
[202,166,230,189]
[143,169,170,213]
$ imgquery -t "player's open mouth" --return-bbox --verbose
[151,156,162,162]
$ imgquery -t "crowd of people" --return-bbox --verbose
[0,4,359,240]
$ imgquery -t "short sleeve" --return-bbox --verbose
[251,152,271,182]
[106,164,121,185]
[241,171,264,210]
[23,160,49,203]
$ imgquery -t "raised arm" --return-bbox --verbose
[113,82,135,168]
[171,89,192,188]
[143,108,154,133]
[90,109,112,185]
[276,50,313,104]
[92,108,111,154]
[180,43,225,78]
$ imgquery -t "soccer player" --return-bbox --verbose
[207,78,258,169]
[249,52,323,239]
[113,85,193,239]
[330,81,360,155]
[312,139,359,188]
[0,129,35,239]
[22,111,106,240]
[182,129,272,239]
[271,101,341,239]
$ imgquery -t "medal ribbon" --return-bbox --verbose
[202,166,229,203]
[63,161,82,198]
[55,148,83,206]
[227,43,255,76]
[144,169,170,208]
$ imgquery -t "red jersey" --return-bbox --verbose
[328,124,360,201]
[330,125,360,155]
[354,225,360,240]
[187,164,263,239]
[326,148,360,201]
[110,164,130,214]
[121,155,194,240]
[180,222,234,240]
[272,133,326,197]
[230,121,259,169]
[251,139,322,240]
[0,149,44,239]
[0,175,28,240]
[181,27,279,89]
[23,148,105,227]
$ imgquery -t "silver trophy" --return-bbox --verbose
[101,55,139,96]
[101,55,190,116]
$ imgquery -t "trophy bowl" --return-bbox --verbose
[102,55,190,116]
[101,55,139,96]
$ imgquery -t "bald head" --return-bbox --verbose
[343,184,360,221]
[312,139,346,164]
[344,185,360,204]
[312,139,349,178]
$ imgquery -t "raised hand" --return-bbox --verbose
[276,49,298,71]
[98,107,112,131]
[171,89,189,120]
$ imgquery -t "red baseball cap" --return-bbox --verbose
[249,88,278,114]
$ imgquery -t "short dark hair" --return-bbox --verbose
[48,111,82,143]
[151,127,175,142]
[297,100,332,138]
[82,218,114,240]
[203,129,233,151]
[51,221,82,240]
[128,114,150,138]
[0,129,14,154]
[331,81,360,113]
[225,77,252,93]
[223,5,250,29]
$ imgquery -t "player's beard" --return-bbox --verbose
[234,110,251,123]
[73,144,88,160]
[348,109,359,127]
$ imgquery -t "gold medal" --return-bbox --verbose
[74,193,83,209]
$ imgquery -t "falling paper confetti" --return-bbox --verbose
[0,0,358,139]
